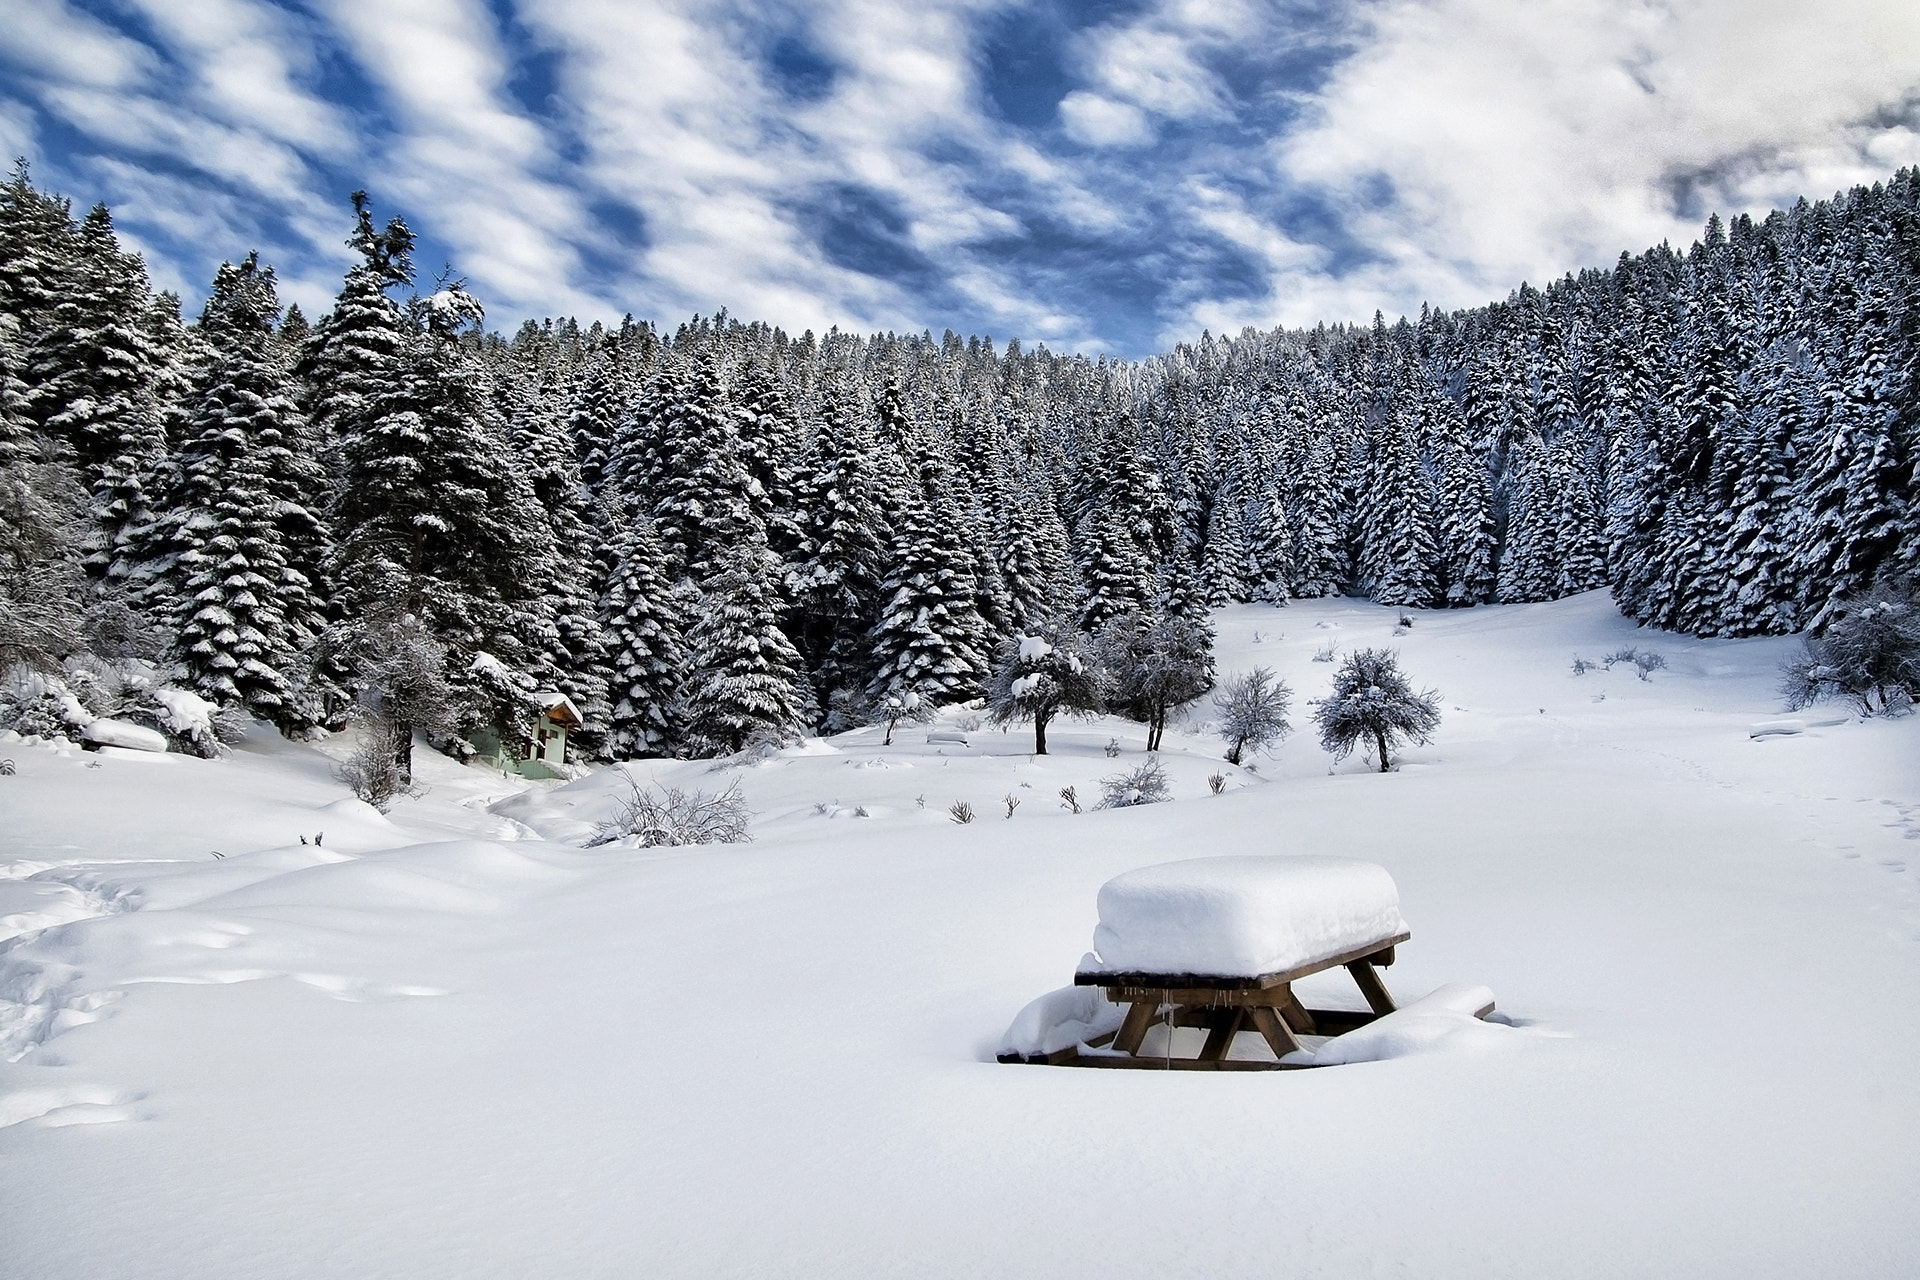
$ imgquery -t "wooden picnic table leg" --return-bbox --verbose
[1198,1008,1244,1062]
[1274,984,1316,1035]
[1245,1005,1304,1060]
[1114,998,1162,1056]
[1345,960,1397,1016]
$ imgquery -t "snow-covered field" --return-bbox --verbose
[3,591,1917,1279]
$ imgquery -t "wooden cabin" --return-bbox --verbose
[472,692,585,780]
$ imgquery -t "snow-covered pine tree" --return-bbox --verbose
[597,510,687,758]
[1200,485,1250,607]
[1244,487,1295,605]
[787,380,890,705]
[998,475,1079,630]
[649,355,764,583]
[1078,504,1156,631]
[329,279,552,751]
[681,530,811,756]
[160,255,318,728]
[1289,424,1347,598]
[297,193,412,452]
[865,439,991,709]
[506,363,612,752]
[1361,405,1440,607]
[21,205,170,589]
[0,302,85,670]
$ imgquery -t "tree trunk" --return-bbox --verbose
[1374,726,1391,772]
[1034,711,1049,755]
[394,717,414,785]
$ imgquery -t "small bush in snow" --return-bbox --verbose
[1103,737,1122,758]
[949,800,975,825]
[1781,579,1920,716]
[1098,756,1170,808]
[1003,792,1020,818]
[1059,785,1081,814]
[1313,648,1442,773]
[1602,646,1665,679]
[589,776,754,848]
[1215,667,1293,765]
[1207,772,1226,795]
[1312,641,1337,663]
[334,715,420,812]
[1397,613,1414,629]
[0,759,14,776]
[1571,656,1597,676]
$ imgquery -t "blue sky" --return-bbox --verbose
[4,0,1919,358]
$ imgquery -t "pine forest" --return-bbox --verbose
[3,162,1916,764]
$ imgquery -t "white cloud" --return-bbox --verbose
[1250,0,1920,327]
[1059,92,1155,147]
[0,0,155,92]
[318,0,606,316]
[0,98,36,161]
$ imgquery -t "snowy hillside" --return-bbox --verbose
[3,592,1918,1279]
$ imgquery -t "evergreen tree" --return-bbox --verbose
[866,445,990,708]
[160,256,320,726]
[597,511,687,757]
[682,532,811,756]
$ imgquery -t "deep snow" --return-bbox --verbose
[2,591,1918,1278]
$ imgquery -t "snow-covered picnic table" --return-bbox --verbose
[1002,855,1437,1069]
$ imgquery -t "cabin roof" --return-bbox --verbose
[539,692,584,728]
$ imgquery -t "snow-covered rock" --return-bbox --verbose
[80,719,169,753]
[1077,855,1408,980]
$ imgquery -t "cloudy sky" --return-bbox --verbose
[5,0,1919,357]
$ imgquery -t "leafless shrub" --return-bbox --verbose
[949,800,975,825]
[1059,785,1080,814]
[1207,772,1225,795]
[1103,737,1122,758]
[1571,656,1597,676]
[1312,641,1337,663]
[589,776,754,847]
[1098,756,1171,808]
[334,715,420,812]
[1003,792,1020,818]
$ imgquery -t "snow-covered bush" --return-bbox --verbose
[1098,756,1170,808]
[588,776,754,847]
[1214,667,1293,765]
[0,666,91,739]
[1313,648,1442,773]
[1781,580,1920,716]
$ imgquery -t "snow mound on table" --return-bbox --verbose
[997,985,1125,1058]
[1077,855,1407,979]
[1302,983,1507,1066]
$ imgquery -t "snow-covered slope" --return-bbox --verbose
[3,592,1917,1278]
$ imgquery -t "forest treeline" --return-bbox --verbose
[1,163,1914,762]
